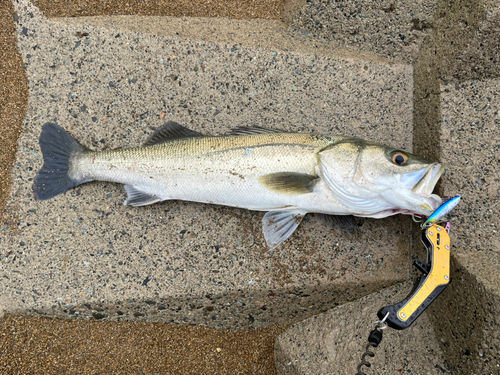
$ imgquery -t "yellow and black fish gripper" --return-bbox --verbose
[377,224,451,330]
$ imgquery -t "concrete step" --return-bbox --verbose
[0,0,416,328]
[290,0,500,73]
[56,13,396,64]
[422,79,500,373]
[289,0,439,63]
[275,281,450,375]
[445,4,500,81]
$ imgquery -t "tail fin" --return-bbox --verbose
[33,123,89,200]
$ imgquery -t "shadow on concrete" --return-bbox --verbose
[25,278,399,329]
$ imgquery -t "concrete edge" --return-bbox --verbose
[50,15,405,64]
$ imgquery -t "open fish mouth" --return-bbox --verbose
[412,163,444,197]
[411,163,444,214]
[375,162,444,218]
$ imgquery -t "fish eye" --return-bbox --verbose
[390,151,408,165]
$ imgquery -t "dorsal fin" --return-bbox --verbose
[144,121,203,146]
[227,126,288,136]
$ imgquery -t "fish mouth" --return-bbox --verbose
[412,163,444,197]
[367,163,444,219]
[411,163,444,214]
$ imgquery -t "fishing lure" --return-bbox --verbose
[421,195,461,229]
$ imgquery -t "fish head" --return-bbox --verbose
[318,138,444,218]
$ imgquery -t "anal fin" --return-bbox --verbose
[124,185,162,206]
[263,210,307,250]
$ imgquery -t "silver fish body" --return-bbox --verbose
[72,132,351,214]
[34,122,444,249]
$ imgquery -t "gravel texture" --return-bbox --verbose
[0,0,28,226]
[32,0,285,20]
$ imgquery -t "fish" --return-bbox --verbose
[421,195,461,229]
[33,121,444,250]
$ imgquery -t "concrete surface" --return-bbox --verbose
[278,1,500,374]
[275,281,449,374]
[413,0,495,162]
[448,0,500,82]
[3,0,499,373]
[423,79,500,374]
[289,0,439,63]
[409,0,500,372]
[58,15,395,63]
[1,0,416,328]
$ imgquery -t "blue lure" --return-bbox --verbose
[421,195,461,229]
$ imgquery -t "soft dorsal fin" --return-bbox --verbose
[258,172,319,195]
[144,121,203,146]
[227,126,288,136]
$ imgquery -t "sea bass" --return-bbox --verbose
[33,122,444,249]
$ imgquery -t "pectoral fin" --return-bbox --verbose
[262,210,307,250]
[259,172,319,195]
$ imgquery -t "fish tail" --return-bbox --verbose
[33,123,90,200]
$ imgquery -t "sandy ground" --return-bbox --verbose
[0,314,285,374]
[1,0,287,374]
[0,0,28,228]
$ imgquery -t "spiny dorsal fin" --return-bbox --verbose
[258,172,319,195]
[227,126,288,136]
[144,121,203,146]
